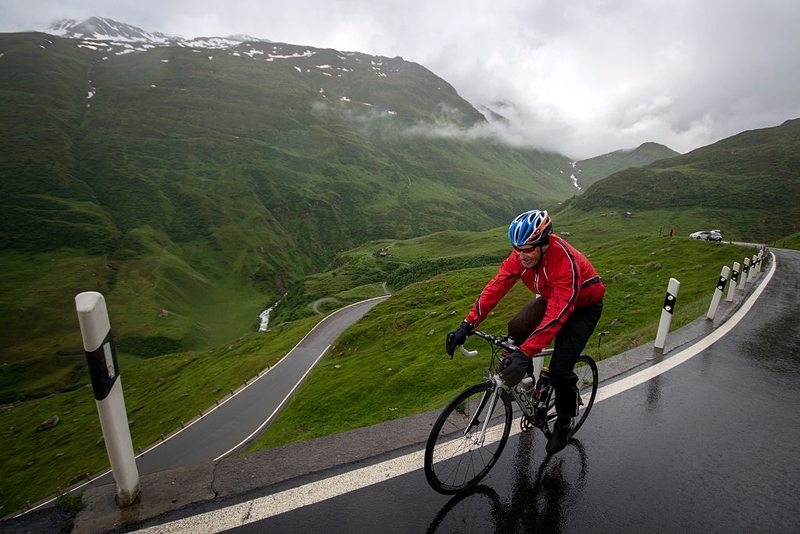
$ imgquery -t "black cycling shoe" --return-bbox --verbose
[546,420,572,455]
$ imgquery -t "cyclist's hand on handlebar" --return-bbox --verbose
[497,351,531,387]
[445,321,473,357]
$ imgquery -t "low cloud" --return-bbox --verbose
[3,0,800,159]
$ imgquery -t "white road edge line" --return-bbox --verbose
[149,296,388,459]
[595,251,775,402]
[16,298,388,517]
[212,344,331,461]
[134,255,776,533]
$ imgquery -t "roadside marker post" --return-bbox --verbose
[726,261,740,302]
[654,278,680,355]
[707,266,730,321]
[748,254,759,283]
[739,258,750,291]
[75,291,140,508]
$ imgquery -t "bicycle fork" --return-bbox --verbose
[465,378,503,447]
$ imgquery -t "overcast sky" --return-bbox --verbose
[2,0,799,159]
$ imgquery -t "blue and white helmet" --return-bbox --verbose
[508,210,553,248]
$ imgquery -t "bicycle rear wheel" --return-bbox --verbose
[542,355,598,438]
[424,381,513,494]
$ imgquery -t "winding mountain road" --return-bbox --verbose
[88,296,390,487]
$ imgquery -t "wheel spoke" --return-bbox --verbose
[424,383,512,494]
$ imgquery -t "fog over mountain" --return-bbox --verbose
[3,1,798,159]
[32,17,673,166]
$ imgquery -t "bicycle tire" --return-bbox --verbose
[424,381,513,494]
[541,355,598,438]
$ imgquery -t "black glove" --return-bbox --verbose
[445,321,473,357]
[497,351,531,387]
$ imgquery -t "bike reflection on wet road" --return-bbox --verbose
[427,432,588,533]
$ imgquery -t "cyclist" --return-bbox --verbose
[446,209,605,454]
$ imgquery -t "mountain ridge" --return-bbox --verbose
[39,17,679,163]
[0,18,730,406]
[571,141,680,190]
[563,118,800,242]
[46,16,273,50]
[36,17,686,167]
[0,26,579,370]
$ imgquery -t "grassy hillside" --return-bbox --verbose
[248,232,758,451]
[0,315,321,517]
[774,232,800,250]
[0,32,579,403]
[573,142,680,190]
[3,31,795,409]
[566,119,800,242]
[0,223,760,515]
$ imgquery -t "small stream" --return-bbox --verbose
[258,295,285,331]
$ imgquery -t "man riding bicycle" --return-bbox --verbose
[446,209,605,454]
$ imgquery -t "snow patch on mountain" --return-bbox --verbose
[46,16,271,53]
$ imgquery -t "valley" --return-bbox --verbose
[0,20,798,515]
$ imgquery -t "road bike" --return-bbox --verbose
[423,330,598,494]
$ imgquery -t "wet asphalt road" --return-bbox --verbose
[223,248,800,533]
[88,296,389,487]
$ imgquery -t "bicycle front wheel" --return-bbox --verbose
[424,381,513,494]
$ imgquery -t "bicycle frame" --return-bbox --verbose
[509,378,535,418]
[460,332,554,421]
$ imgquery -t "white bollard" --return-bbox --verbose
[75,291,140,508]
[707,266,730,321]
[738,258,750,291]
[654,278,680,354]
[726,261,740,302]
[748,254,758,283]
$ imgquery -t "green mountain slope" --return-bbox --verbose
[1,28,796,406]
[0,31,578,399]
[573,141,680,190]
[564,119,800,242]
[0,32,577,261]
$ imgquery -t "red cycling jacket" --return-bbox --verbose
[464,234,605,357]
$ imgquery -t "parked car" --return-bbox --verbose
[689,230,723,241]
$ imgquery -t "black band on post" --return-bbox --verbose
[85,330,119,401]
[716,275,727,292]
[663,292,677,314]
